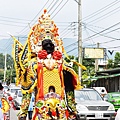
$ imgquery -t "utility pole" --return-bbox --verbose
[95,43,99,72]
[78,0,82,82]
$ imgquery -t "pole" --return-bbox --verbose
[95,43,99,72]
[78,0,82,82]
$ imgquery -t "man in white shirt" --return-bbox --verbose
[115,108,120,120]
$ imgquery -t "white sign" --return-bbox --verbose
[84,48,104,59]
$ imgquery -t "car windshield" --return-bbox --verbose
[18,91,23,97]
[75,89,103,102]
[112,93,120,97]
[3,86,8,89]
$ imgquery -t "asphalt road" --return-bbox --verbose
[10,108,19,120]
[10,108,29,120]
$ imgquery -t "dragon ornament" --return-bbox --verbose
[12,9,86,120]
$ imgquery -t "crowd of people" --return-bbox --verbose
[0,83,35,120]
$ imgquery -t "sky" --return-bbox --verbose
[0,0,120,60]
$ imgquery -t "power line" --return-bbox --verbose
[83,0,120,21]
[87,6,120,24]
[51,0,69,19]
[84,26,120,42]
[83,21,120,42]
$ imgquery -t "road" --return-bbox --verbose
[10,108,29,120]
[10,108,19,120]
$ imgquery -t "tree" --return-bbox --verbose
[64,55,95,86]
[0,53,5,69]
[114,52,120,67]
[0,69,4,81]
[107,52,120,69]
[0,53,15,83]
[107,59,114,69]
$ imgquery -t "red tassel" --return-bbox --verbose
[36,62,44,100]
[65,110,69,118]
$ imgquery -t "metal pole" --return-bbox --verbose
[95,43,99,72]
[78,0,82,82]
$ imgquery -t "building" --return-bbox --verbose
[90,68,120,92]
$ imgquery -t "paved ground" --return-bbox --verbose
[10,108,18,120]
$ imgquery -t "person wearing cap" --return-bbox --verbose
[0,83,4,120]
[115,108,120,120]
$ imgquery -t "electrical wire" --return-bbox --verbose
[87,6,120,24]
[51,0,69,19]
[83,21,120,42]
[82,0,120,22]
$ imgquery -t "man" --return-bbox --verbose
[115,108,120,120]
[28,93,34,120]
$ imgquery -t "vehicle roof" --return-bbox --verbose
[108,92,120,94]
[93,87,107,94]
[75,88,95,91]
[2,84,8,86]
[9,86,21,89]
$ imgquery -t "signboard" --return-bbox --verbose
[84,48,104,59]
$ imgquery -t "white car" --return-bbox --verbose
[13,90,23,109]
[3,85,9,93]
[75,88,116,120]
[2,85,9,98]
[8,86,21,99]
[13,90,35,110]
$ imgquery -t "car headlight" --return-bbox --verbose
[108,104,115,111]
[76,104,88,112]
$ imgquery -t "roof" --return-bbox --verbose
[90,68,120,80]
[96,68,120,75]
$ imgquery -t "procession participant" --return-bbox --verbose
[115,108,120,120]
[28,93,34,120]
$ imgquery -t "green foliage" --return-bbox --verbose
[107,52,120,69]
[107,59,114,69]
[0,53,5,69]
[0,70,4,80]
[114,52,120,67]
[64,55,95,87]
[0,53,15,83]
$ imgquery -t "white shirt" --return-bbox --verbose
[0,108,4,120]
[115,108,120,120]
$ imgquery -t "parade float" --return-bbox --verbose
[12,9,86,120]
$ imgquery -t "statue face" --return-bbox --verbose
[42,39,54,54]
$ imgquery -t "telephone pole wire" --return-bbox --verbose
[78,0,82,82]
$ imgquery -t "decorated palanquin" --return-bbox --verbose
[12,9,86,120]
